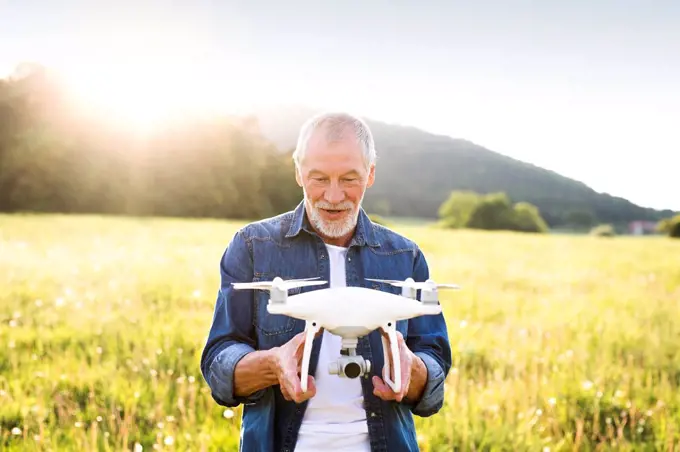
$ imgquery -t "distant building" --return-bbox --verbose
[628,221,658,235]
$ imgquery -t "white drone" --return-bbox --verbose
[232,276,460,393]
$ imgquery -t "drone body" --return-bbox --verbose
[268,286,442,335]
[232,276,459,393]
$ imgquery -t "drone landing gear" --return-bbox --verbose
[329,337,371,380]
[380,321,401,392]
[300,320,321,393]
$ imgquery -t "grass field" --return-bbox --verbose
[1,213,679,451]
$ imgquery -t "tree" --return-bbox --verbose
[513,202,549,233]
[438,190,549,233]
[0,63,304,220]
[660,215,680,238]
[566,209,596,228]
[437,191,481,228]
[657,215,680,238]
[670,221,680,238]
[590,224,616,237]
[466,192,518,230]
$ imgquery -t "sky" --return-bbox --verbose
[1,0,678,211]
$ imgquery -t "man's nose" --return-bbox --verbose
[325,182,345,204]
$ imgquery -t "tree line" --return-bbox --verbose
[2,63,677,239]
[436,189,680,237]
[0,64,302,220]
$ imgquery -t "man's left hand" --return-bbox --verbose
[371,329,427,403]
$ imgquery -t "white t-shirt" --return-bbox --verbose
[295,243,371,451]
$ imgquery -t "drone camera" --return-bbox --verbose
[329,355,371,379]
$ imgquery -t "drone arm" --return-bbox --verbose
[380,321,401,393]
[300,320,321,393]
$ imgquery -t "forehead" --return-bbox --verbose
[302,125,365,171]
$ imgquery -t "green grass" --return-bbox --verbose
[1,213,679,451]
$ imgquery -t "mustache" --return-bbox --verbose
[314,201,354,210]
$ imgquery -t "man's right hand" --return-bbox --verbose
[271,331,317,404]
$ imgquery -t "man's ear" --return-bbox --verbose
[366,164,376,188]
[295,166,303,187]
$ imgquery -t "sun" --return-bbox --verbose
[54,35,259,133]
[61,58,237,133]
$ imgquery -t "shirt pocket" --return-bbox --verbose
[252,273,301,342]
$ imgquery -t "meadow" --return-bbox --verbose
[1,213,679,451]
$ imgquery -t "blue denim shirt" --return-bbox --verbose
[200,201,451,451]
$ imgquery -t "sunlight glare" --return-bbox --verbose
[55,35,258,132]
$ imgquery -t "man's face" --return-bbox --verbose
[295,126,375,243]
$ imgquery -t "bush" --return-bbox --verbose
[437,191,480,228]
[438,190,549,233]
[670,220,680,238]
[590,224,616,237]
[658,214,680,238]
[512,202,550,233]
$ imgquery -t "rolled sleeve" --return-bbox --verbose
[200,228,264,408]
[411,351,446,417]
[403,246,452,417]
[206,342,266,407]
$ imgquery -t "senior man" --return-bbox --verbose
[200,112,451,451]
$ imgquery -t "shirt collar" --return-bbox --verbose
[285,200,380,247]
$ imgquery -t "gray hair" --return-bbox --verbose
[292,112,376,170]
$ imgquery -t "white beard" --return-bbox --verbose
[305,191,364,239]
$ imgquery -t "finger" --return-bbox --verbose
[283,380,300,402]
[280,362,302,396]
[400,347,412,395]
[372,375,396,401]
[291,375,316,403]
[379,357,409,402]
[279,381,293,401]
[401,370,411,398]
[400,345,413,393]
[297,376,317,402]
[373,377,398,401]
[279,371,295,400]
[292,333,307,356]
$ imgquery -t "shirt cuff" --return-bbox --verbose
[207,342,267,407]
[410,351,446,417]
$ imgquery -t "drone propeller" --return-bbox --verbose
[366,278,460,290]
[232,276,327,291]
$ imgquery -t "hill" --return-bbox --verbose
[253,106,676,229]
